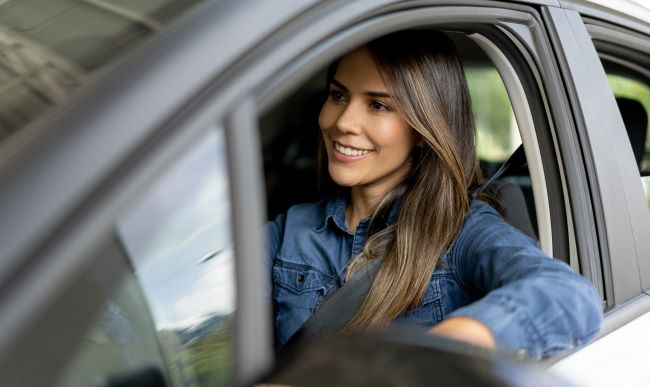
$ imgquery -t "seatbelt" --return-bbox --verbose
[285,257,383,347]
[471,144,526,200]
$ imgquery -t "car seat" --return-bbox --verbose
[481,145,537,240]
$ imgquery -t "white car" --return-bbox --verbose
[0,0,647,386]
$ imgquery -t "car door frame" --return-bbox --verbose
[543,2,650,383]
[543,2,650,322]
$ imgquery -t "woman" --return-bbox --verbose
[266,30,602,359]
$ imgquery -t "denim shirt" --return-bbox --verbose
[266,195,603,359]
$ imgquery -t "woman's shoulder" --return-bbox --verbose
[287,198,329,219]
[270,197,333,230]
[465,200,502,223]
[459,200,537,244]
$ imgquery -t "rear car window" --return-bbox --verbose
[605,70,650,207]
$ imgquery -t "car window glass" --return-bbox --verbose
[604,69,650,207]
[466,66,522,166]
[54,128,235,387]
[0,0,207,146]
[52,251,169,387]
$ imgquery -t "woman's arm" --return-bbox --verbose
[435,203,603,359]
[428,316,496,349]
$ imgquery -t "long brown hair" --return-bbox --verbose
[320,30,485,331]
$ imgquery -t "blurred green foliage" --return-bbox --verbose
[164,320,233,387]
[465,67,521,163]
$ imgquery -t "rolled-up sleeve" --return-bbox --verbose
[447,204,603,359]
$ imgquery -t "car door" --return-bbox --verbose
[547,1,650,385]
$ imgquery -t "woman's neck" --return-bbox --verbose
[346,187,386,233]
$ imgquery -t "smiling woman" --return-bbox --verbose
[265,30,603,358]
[319,47,416,223]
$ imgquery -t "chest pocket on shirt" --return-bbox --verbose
[273,260,337,311]
[396,268,448,326]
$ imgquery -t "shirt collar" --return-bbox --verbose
[314,193,400,233]
[314,193,348,233]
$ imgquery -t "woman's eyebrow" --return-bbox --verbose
[330,78,348,91]
[365,90,392,98]
[330,78,392,98]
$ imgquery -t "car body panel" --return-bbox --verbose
[550,308,650,386]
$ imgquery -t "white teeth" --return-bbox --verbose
[334,143,370,157]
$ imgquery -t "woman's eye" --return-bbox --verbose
[329,90,345,102]
[370,101,389,112]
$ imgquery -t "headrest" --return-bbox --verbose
[616,97,648,169]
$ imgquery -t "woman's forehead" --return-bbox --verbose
[335,47,387,92]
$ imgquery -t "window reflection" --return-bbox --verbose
[117,129,235,386]
[0,0,207,145]
[54,129,235,387]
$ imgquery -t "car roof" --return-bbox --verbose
[567,0,650,27]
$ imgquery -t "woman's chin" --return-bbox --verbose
[328,167,361,188]
[331,178,358,188]
[329,174,362,188]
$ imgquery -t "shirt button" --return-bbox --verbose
[516,349,527,360]
[297,273,306,284]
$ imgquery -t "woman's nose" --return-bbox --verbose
[335,103,362,134]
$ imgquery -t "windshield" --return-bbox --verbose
[0,0,206,146]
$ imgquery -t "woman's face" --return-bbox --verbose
[319,47,417,196]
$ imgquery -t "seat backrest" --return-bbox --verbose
[616,97,648,170]
[489,179,537,240]
[480,145,538,240]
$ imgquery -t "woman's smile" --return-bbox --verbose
[332,141,374,161]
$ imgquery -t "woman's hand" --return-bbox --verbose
[427,317,496,350]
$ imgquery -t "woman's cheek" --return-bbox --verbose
[318,103,339,132]
[318,104,329,131]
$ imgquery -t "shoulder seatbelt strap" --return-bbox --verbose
[471,144,526,200]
